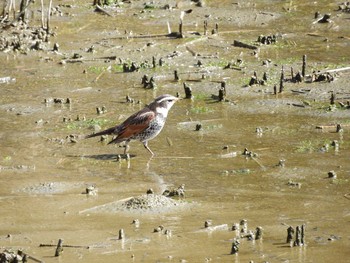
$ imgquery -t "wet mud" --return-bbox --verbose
[0,0,350,262]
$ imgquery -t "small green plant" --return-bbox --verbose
[274,56,300,65]
[112,64,124,72]
[87,66,108,74]
[295,140,315,153]
[295,139,332,153]
[207,59,230,68]
[273,39,295,50]
[87,64,125,74]
[206,124,223,130]
[144,3,156,9]
[190,106,212,114]
[193,93,207,101]
[326,104,337,112]
[238,76,253,87]
[3,156,12,162]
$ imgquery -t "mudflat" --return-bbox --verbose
[0,1,349,262]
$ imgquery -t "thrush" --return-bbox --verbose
[85,94,179,155]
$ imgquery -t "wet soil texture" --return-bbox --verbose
[0,0,350,262]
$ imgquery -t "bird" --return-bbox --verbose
[85,94,179,155]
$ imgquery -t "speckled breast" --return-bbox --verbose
[133,115,166,142]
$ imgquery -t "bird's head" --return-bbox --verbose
[150,94,180,117]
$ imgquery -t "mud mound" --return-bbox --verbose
[80,194,185,214]
[121,194,181,210]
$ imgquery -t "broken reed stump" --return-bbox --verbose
[279,66,285,93]
[328,170,337,178]
[132,219,140,228]
[118,229,125,240]
[55,239,64,257]
[228,220,263,254]
[240,219,248,234]
[249,75,258,86]
[152,56,156,68]
[183,82,193,99]
[179,21,183,38]
[96,106,106,114]
[294,71,303,82]
[204,20,208,35]
[141,75,156,89]
[174,70,180,81]
[330,91,335,105]
[248,71,267,86]
[212,23,219,34]
[287,224,305,246]
[302,54,307,77]
[141,74,149,87]
[204,220,212,228]
[149,77,156,89]
[315,11,320,19]
[218,81,226,101]
[257,34,278,45]
[255,226,263,240]
[230,238,240,254]
[286,226,294,244]
[195,123,202,131]
[178,9,193,38]
[293,225,305,246]
[301,224,305,245]
[336,124,343,133]
[53,42,59,51]
[263,72,268,81]
[317,13,332,23]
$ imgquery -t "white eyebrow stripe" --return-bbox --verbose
[157,96,176,103]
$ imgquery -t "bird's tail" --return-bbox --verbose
[107,136,125,145]
[85,127,116,139]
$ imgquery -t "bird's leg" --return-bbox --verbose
[123,141,130,155]
[143,141,154,156]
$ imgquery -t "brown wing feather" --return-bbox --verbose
[108,108,155,144]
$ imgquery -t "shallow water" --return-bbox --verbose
[0,0,349,262]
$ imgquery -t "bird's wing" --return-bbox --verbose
[108,108,155,144]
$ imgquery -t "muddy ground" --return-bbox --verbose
[0,0,349,262]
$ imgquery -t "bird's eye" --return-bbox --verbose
[168,99,173,102]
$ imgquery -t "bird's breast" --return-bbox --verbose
[129,114,166,142]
